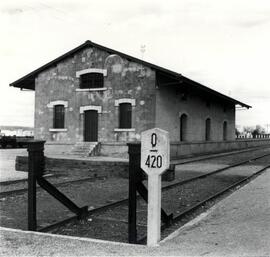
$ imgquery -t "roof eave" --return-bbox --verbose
[10,41,92,90]
[181,76,251,109]
[10,40,182,90]
[9,40,251,109]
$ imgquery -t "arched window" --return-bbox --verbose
[205,118,211,141]
[223,121,227,141]
[119,103,132,129]
[180,114,188,141]
[53,105,65,128]
[80,73,104,89]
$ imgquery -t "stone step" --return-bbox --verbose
[72,147,96,150]
[75,142,97,145]
[73,147,96,151]
[71,151,90,154]
[72,147,93,149]
[69,142,100,157]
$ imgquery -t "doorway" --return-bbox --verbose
[180,113,188,141]
[205,118,211,141]
[223,121,227,141]
[84,110,98,142]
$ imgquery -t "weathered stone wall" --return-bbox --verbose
[34,46,156,144]
[100,142,128,158]
[99,139,270,159]
[155,85,235,141]
[34,43,240,155]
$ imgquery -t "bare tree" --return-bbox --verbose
[251,125,266,138]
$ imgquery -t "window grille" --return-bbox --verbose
[119,103,132,128]
[223,121,228,141]
[53,105,65,128]
[180,114,188,141]
[205,118,211,141]
[80,73,104,89]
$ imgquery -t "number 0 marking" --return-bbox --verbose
[156,155,162,168]
[151,133,157,147]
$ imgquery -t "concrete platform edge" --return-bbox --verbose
[0,226,145,248]
[160,208,213,244]
[160,169,269,245]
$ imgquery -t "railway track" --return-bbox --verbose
[145,162,270,244]
[170,145,270,165]
[1,146,269,198]
[0,176,106,198]
[163,152,270,191]
[38,151,270,240]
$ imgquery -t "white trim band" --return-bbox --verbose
[76,88,107,92]
[49,128,67,132]
[76,68,107,78]
[80,105,102,114]
[114,98,136,107]
[47,100,68,108]
[114,128,135,132]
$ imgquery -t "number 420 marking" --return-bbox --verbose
[145,155,163,168]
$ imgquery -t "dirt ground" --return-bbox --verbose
[0,149,28,182]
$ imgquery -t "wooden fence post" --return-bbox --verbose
[27,140,45,231]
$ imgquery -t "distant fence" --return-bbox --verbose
[236,134,270,139]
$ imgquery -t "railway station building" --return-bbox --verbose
[10,40,250,156]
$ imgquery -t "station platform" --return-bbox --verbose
[1,169,269,256]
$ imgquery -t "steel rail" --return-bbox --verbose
[1,146,269,197]
[0,176,106,198]
[163,152,270,191]
[38,152,270,233]
[0,174,55,186]
[137,164,270,244]
[171,145,270,165]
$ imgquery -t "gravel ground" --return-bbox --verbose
[47,154,270,243]
[0,177,129,230]
[0,147,270,244]
[1,170,269,256]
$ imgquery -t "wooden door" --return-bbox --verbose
[84,110,98,142]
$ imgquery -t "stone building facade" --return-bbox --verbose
[11,40,250,155]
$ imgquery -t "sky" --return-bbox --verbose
[1,0,270,131]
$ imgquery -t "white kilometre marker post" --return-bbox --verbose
[141,128,170,246]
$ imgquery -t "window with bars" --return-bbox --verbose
[119,103,132,128]
[223,121,228,141]
[80,73,104,89]
[180,113,188,141]
[53,105,65,128]
[205,118,211,141]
